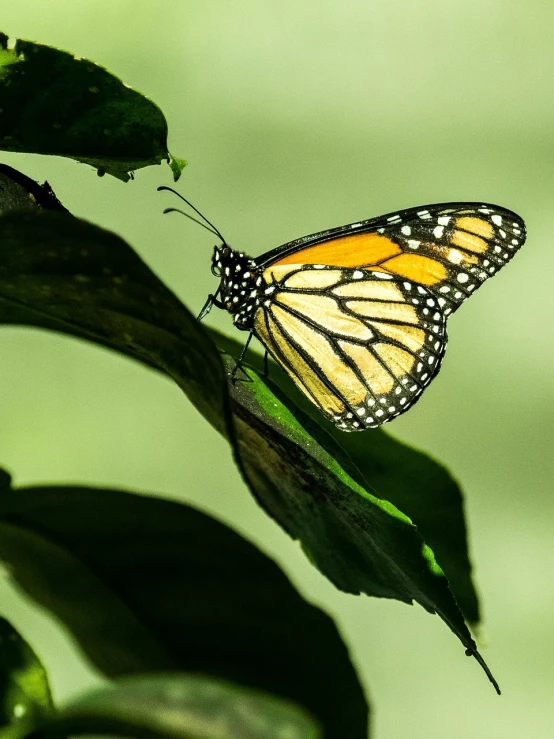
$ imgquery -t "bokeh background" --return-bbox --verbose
[1,2,553,737]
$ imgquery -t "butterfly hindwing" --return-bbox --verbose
[253,266,447,430]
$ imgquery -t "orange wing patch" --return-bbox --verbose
[377,254,448,285]
[272,232,401,267]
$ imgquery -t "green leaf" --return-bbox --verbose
[0,209,230,437]
[0,615,54,729]
[0,207,494,691]
[211,330,479,625]
[15,674,321,739]
[0,34,184,181]
[0,482,368,738]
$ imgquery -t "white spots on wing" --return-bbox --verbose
[511,239,518,246]
[513,227,521,235]
[454,291,462,299]
[426,298,435,307]
[499,229,507,239]
[314,264,325,269]
[264,285,276,294]
[374,272,394,279]
[408,240,421,249]
[438,297,446,307]
[351,222,362,228]
[494,245,502,253]
[387,214,402,222]
[439,286,450,293]
[412,298,420,304]
[401,225,412,236]
[479,207,491,214]
[428,356,435,365]
[356,407,366,416]
[403,282,412,290]
[457,273,469,283]
[417,210,431,220]
[492,214,503,226]
[376,409,384,417]
[417,286,427,295]
[437,216,451,226]
[433,225,444,239]
[377,228,385,233]
[353,270,364,279]
[400,397,407,405]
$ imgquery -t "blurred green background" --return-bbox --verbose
[1,2,553,737]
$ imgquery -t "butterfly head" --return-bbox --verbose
[211,245,259,330]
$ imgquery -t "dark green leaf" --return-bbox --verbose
[0,163,68,214]
[0,482,367,738]
[211,331,479,625]
[0,616,54,729]
[0,34,185,181]
[0,208,494,690]
[0,210,230,436]
[16,674,321,739]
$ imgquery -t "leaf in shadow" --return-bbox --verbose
[0,482,367,739]
[0,209,230,437]
[0,34,185,182]
[0,163,68,215]
[0,615,54,730]
[14,674,322,739]
[0,207,495,691]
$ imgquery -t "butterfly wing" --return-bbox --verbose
[249,202,525,430]
[253,267,447,430]
[257,202,526,318]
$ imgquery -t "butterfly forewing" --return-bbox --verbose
[258,203,526,317]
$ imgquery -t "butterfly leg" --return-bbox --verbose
[230,331,254,384]
[198,288,224,321]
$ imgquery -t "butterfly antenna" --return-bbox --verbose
[157,186,226,243]
[162,207,220,238]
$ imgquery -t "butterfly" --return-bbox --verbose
[160,190,526,432]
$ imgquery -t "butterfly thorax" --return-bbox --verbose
[212,244,261,331]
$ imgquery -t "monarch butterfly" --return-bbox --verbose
[160,189,526,432]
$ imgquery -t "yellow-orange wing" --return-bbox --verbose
[250,203,525,431]
[257,202,526,317]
